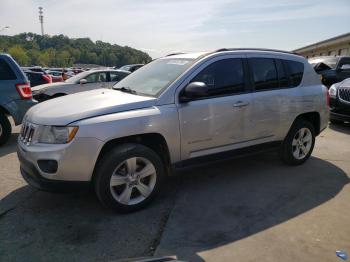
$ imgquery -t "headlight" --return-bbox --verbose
[329,85,337,97]
[34,126,79,144]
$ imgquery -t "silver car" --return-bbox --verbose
[17,49,329,212]
[31,69,130,101]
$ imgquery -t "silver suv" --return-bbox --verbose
[17,49,329,212]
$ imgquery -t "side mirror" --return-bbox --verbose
[180,82,209,102]
[79,79,87,84]
[340,64,350,71]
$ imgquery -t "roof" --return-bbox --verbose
[162,48,300,60]
[293,32,350,52]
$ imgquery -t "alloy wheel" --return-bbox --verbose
[292,127,312,160]
[109,157,157,205]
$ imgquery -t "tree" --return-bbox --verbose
[0,33,152,67]
[8,45,29,65]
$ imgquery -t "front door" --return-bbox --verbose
[177,57,253,160]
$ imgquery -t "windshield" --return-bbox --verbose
[309,57,339,69]
[113,58,195,97]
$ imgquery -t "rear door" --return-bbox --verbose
[177,55,255,159]
[247,56,285,141]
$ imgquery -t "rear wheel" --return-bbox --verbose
[0,113,11,146]
[94,143,165,212]
[280,119,315,165]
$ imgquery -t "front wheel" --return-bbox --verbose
[280,119,315,165]
[94,143,165,212]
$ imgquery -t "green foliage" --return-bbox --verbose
[8,45,30,65]
[0,33,152,67]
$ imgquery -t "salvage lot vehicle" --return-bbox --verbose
[32,69,130,101]
[309,56,350,87]
[329,78,350,124]
[17,49,329,212]
[0,54,37,145]
[24,70,52,87]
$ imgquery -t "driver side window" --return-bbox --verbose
[85,72,107,83]
[190,58,245,97]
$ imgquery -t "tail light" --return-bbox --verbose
[16,83,32,99]
[42,74,52,83]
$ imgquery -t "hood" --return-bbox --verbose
[26,89,157,125]
[31,82,71,93]
[338,78,350,89]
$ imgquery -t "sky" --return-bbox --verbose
[1,0,349,58]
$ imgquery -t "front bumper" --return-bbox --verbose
[330,111,350,122]
[17,136,104,187]
[330,96,350,122]
[18,149,89,191]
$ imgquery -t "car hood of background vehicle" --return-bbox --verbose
[25,89,157,125]
[31,82,72,93]
[339,78,350,88]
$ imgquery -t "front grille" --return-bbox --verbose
[339,89,350,103]
[20,122,36,145]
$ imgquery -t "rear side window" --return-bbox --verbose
[191,58,245,97]
[275,59,289,88]
[249,58,279,91]
[0,59,16,80]
[285,60,304,87]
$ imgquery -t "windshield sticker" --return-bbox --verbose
[167,60,189,65]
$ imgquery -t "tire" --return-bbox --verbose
[280,119,315,166]
[94,143,165,212]
[0,113,11,146]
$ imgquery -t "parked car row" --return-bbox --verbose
[309,56,350,87]
[32,69,130,102]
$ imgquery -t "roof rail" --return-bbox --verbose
[214,48,298,55]
[165,52,186,57]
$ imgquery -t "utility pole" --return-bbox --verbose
[38,7,44,35]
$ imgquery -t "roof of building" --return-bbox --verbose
[293,32,350,52]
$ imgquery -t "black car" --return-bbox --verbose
[329,78,350,124]
[309,56,350,87]
[24,70,52,87]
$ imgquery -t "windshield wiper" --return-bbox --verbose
[113,86,137,94]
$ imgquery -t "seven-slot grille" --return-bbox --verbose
[20,122,36,144]
[339,88,350,103]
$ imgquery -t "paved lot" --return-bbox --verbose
[0,122,349,262]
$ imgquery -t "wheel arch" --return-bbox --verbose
[92,133,172,182]
[51,93,67,98]
[293,112,321,135]
[0,105,11,116]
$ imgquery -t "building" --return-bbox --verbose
[293,32,350,58]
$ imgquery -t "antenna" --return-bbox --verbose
[38,7,44,35]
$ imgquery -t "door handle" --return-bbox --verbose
[232,101,249,108]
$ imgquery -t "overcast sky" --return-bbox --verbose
[1,0,349,58]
